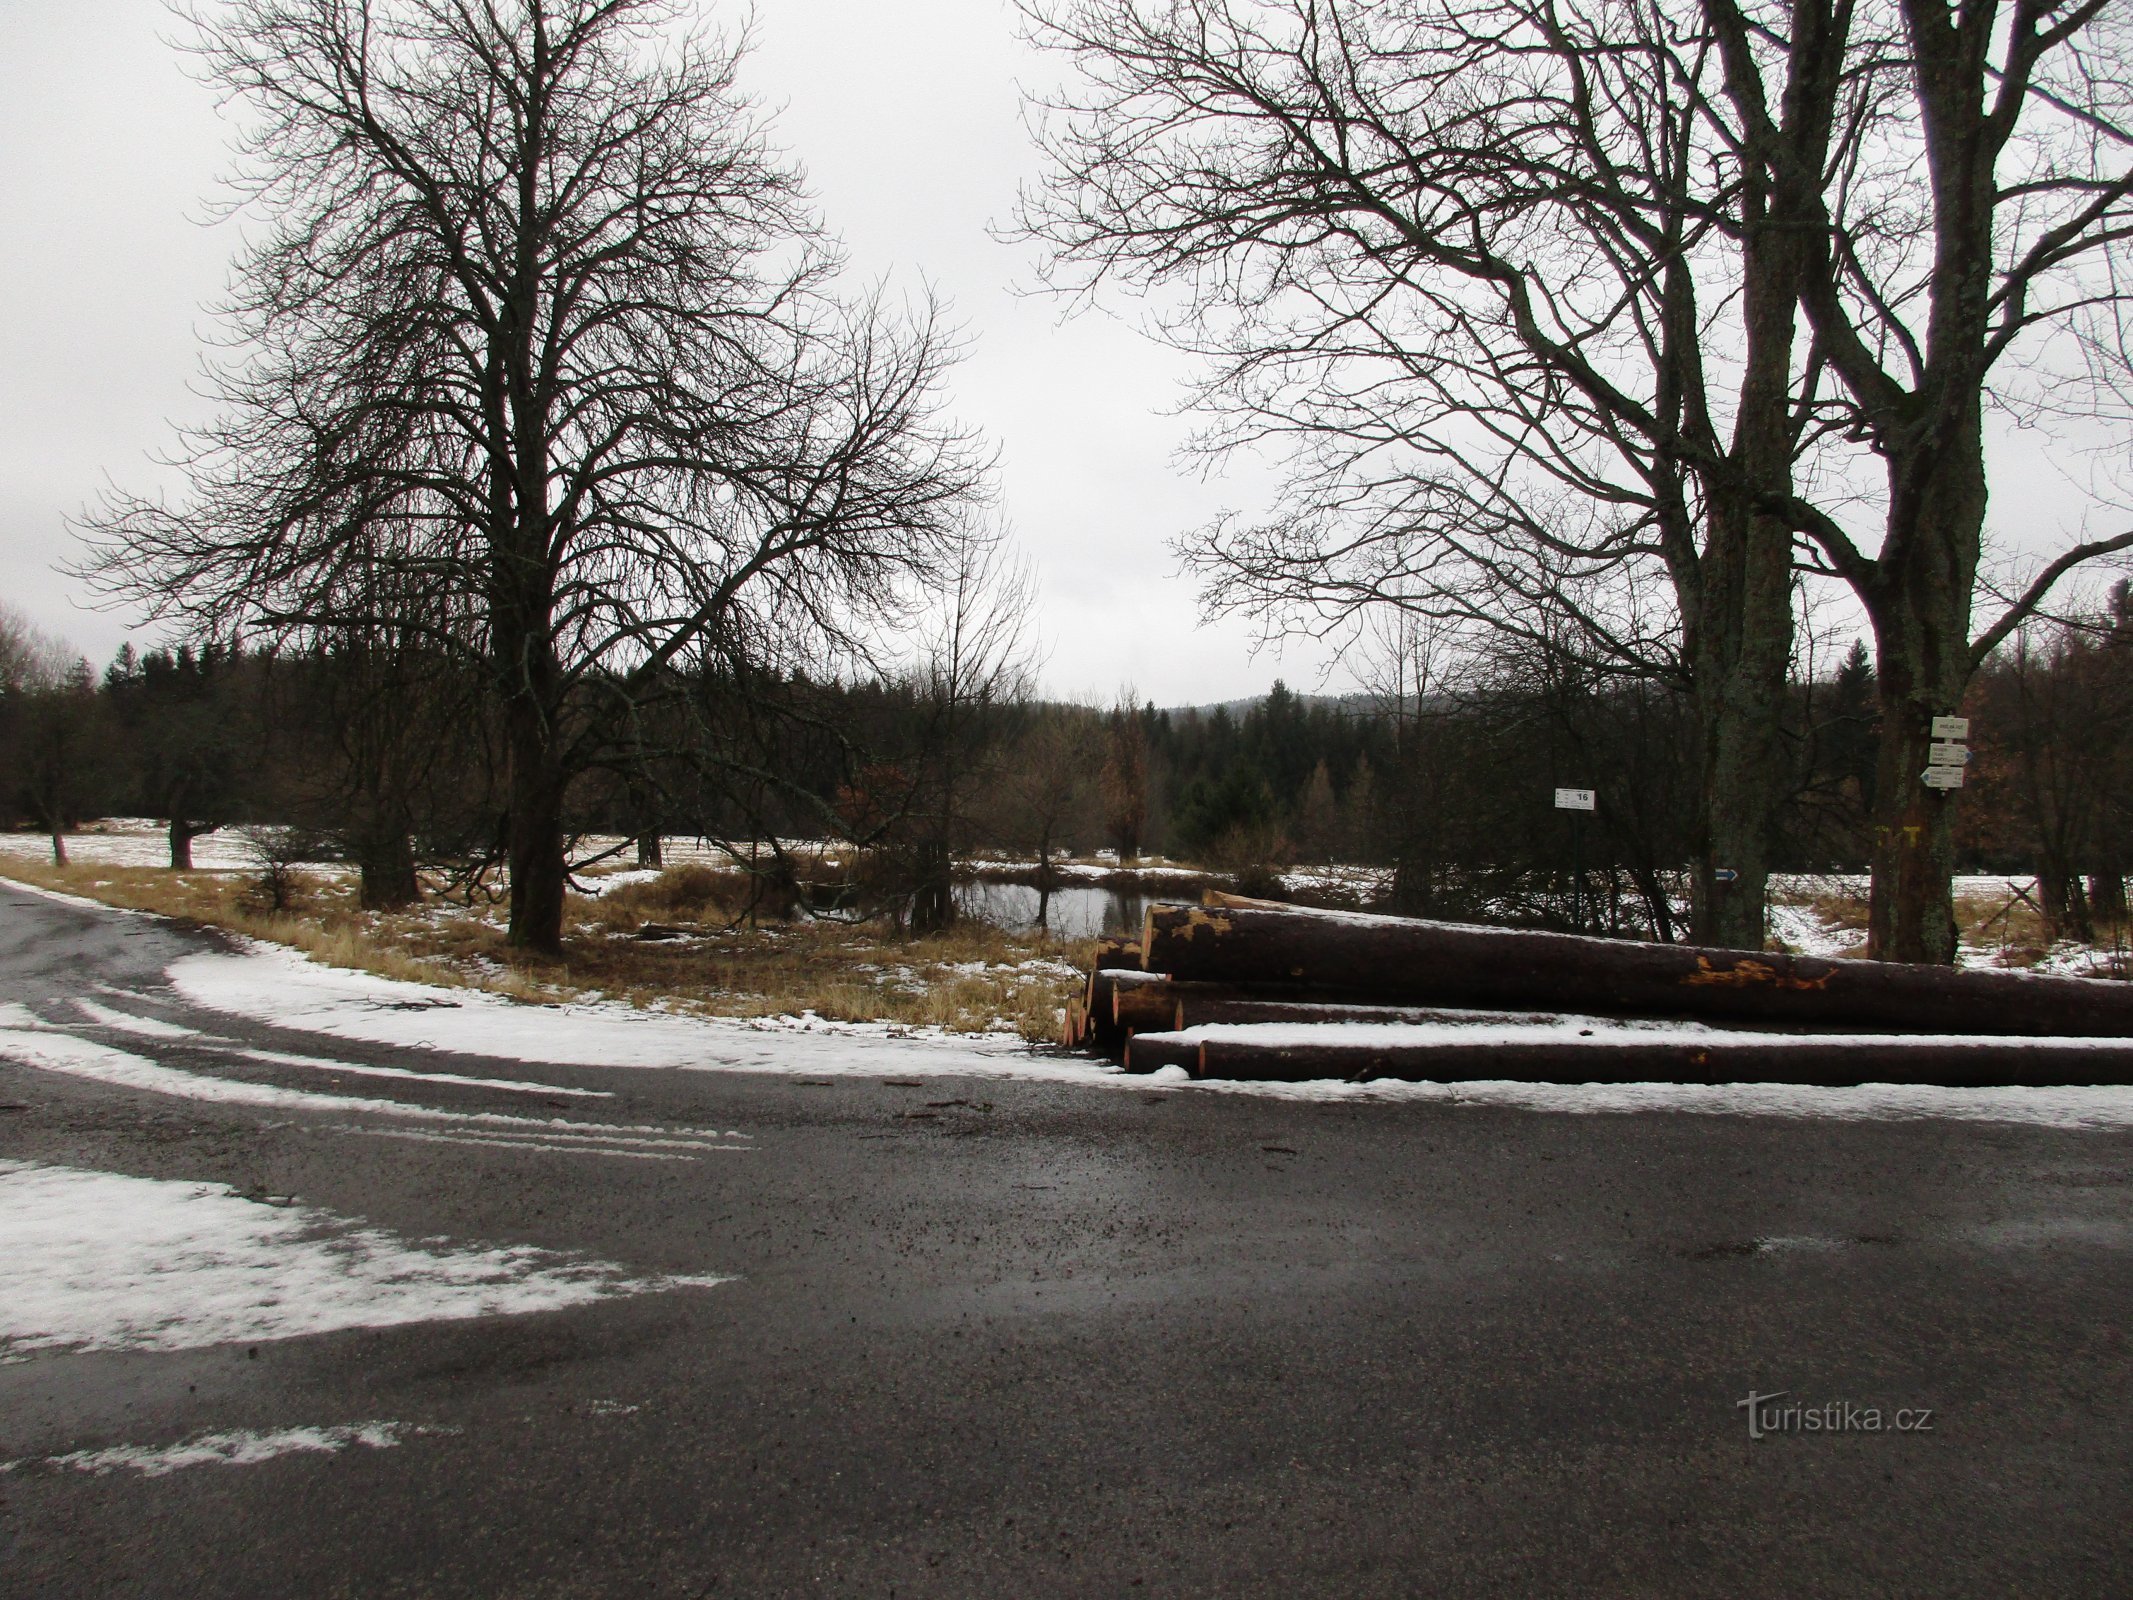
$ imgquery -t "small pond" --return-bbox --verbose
[955,881,1175,941]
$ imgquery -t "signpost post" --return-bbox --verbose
[1554,787,1595,931]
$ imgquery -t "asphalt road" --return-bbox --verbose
[1,880,2129,1597]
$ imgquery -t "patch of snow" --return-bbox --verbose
[167,940,1124,1085]
[6,1421,447,1478]
[0,1160,729,1358]
[572,868,662,898]
[0,824,334,873]
[235,1047,612,1099]
[0,1026,750,1157]
[1765,903,1866,959]
[1173,1071,2133,1129]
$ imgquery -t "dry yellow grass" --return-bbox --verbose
[0,854,1092,1042]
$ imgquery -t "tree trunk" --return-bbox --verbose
[908,840,955,934]
[358,819,421,910]
[1683,171,1803,951]
[503,685,569,954]
[1863,396,1987,964]
[169,819,194,871]
[2090,872,2127,924]
[50,829,67,867]
[636,832,663,869]
[2038,871,2092,944]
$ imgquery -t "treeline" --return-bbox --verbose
[9,592,2128,944]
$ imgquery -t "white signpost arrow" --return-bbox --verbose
[1928,742,1971,766]
[1921,766,1965,790]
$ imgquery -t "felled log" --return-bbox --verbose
[1142,902,2133,1037]
[1183,1030,2133,1088]
[1093,935,1143,971]
[1177,998,1561,1032]
[1103,969,1504,1030]
[1084,968,1171,1061]
[1113,979,1187,1031]
[1122,1032,1201,1074]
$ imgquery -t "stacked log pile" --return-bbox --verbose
[1062,895,2133,1087]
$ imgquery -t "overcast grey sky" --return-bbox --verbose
[0,0,1345,705]
[7,2,2120,706]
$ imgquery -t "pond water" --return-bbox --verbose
[955,881,1173,941]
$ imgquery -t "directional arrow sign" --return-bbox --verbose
[1928,742,1971,765]
[1931,716,1971,741]
[1922,765,1966,790]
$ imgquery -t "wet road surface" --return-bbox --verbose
[1,881,2128,1596]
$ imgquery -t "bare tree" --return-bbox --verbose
[1702,0,2133,960]
[82,0,984,954]
[907,522,1036,931]
[0,605,70,699]
[1099,697,1151,863]
[1018,0,1850,948]
[994,708,1100,880]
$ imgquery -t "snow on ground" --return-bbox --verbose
[10,868,2133,1127]
[1767,902,1867,959]
[1176,1069,2133,1130]
[1278,865,1392,898]
[0,1004,750,1161]
[0,821,330,874]
[148,934,2133,1129]
[165,938,1120,1084]
[4,1422,445,1478]
[573,867,663,897]
[0,1160,728,1359]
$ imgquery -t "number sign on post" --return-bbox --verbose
[1554,787,1596,812]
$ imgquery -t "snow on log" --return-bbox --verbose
[1141,903,2133,1037]
[1155,986,1563,1033]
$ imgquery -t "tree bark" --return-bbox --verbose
[503,669,569,954]
[1683,55,1817,952]
[1862,398,1986,963]
[636,832,664,869]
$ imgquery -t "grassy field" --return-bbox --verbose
[0,852,1093,1044]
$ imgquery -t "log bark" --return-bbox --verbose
[1093,935,1143,970]
[1084,967,1169,1059]
[1189,1032,2133,1088]
[1113,981,1185,1032]
[1142,902,2133,1036]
